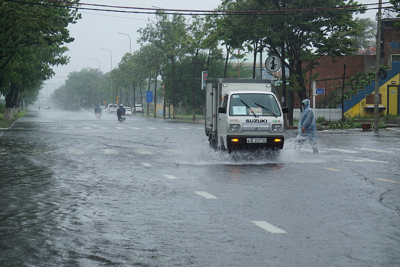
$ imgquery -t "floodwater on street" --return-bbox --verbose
[0,109,399,266]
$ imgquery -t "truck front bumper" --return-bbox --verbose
[226,135,284,151]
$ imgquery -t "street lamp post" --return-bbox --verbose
[91,58,101,105]
[101,48,113,104]
[117,32,131,54]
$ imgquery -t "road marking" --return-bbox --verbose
[102,149,119,154]
[375,178,400,184]
[147,127,157,130]
[358,148,394,154]
[328,148,359,154]
[142,163,152,167]
[135,149,154,155]
[67,127,74,129]
[180,127,190,130]
[252,221,287,234]
[325,168,342,172]
[345,157,388,163]
[129,127,141,130]
[164,174,177,180]
[163,127,173,129]
[116,127,124,130]
[195,191,218,199]
[166,149,182,154]
[69,149,84,155]
[83,127,91,130]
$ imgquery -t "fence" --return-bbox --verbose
[293,108,342,121]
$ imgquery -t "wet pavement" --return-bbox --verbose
[0,109,399,266]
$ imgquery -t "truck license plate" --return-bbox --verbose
[247,138,267,143]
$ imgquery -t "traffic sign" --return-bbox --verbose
[265,55,281,72]
[316,88,325,95]
[146,91,153,103]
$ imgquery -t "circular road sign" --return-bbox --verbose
[265,55,281,72]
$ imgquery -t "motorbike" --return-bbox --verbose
[95,112,101,119]
[118,115,126,122]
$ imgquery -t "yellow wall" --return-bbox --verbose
[344,74,400,118]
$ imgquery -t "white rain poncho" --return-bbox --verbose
[297,99,318,153]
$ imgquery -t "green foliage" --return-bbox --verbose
[329,118,356,129]
[0,0,81,107]
[316,117,326,123]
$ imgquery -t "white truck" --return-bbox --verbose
[205,79,287,152]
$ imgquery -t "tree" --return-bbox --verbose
[0,0,80,118]
[138,11,188,118]
[221,0,365,125]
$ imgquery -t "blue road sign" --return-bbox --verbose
[316,88,325,95]
[146,91,153,103]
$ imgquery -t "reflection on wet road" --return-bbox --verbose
[0,109,399,266]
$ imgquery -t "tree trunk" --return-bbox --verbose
[4,83,18,120]
[224,46,231,79]
[154,68,158,118]
[252,43,258,79]
[171,55,175,119]
[192,50,199,121]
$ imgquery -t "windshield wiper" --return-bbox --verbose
[240,100,257,117]
[255,103,278,118]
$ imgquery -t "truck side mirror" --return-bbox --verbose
[218,107,226,114]
[282,107,288,113]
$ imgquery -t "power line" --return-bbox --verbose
[6,0,396,16]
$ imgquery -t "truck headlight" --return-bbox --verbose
[272,124,282,132]
[229,124,240,132]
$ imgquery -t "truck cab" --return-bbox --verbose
[205,79,287,152]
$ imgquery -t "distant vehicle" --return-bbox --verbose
[107,104,118,113]
[125,107,132,115]
[135,104,143,114]
[44,106,50,109]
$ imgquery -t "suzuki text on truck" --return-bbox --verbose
[205,79,287,153]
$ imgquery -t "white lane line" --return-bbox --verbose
[83,127,91,130]
[163,127,173,129]
[166,149,182,154]
[164,174,178,180]
[142,163,152,167]
[135,149,154,155]
[328,148,360,154]
[345,156,388,163]
[180,127,190,130]
[102,149,119,155]
[129,127,141,130]
[68,149,84,155]
[116,127,124,130]
[147,127,157,130]
[195,191,218,199]
[358,148,394,153]
[252,221,287,234]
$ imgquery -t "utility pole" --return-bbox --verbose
[374,0,382,133]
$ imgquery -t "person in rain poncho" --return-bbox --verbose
[297,99,318,153]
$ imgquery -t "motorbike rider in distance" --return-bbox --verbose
[117,104,125,121]
[94,104,102,118]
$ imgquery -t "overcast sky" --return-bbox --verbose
[44,0,387,91]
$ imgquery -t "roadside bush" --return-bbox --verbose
[316,116,325,123]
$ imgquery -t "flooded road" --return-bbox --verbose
[1,109,399,266]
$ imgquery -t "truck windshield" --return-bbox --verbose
[229,93,281,117]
